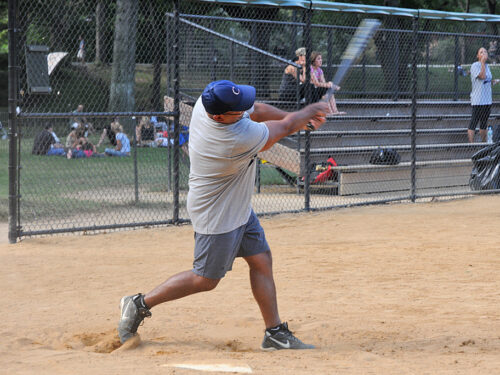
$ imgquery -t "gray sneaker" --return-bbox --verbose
[117,293,152,344]
[261,322,315,351]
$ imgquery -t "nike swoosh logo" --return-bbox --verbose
[269,336,291,349]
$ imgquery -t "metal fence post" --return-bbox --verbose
[393,29,400,101]
[303,6,312,211]
[8,0,19,243]
[425,39,430,94]
[453,34,459,101]
[362,54,367,93]
[173,0,180,223]
[210,18,217,81]
[327,28,334,81]
[410,15,419,202]
[133,119,139,204]
[165,11,172,192]
[251,22,258,88]
[229,41,234,81]
[291,10,298,57]
[256,159,261,194]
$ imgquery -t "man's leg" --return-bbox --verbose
[118,271,219,343]
[469,106,479,143]
[244,251,280,329]
[479,129,487,143]
[144,270,219,308]
[468,129,475,143]
[478,106,491,143]
[245,251,314,351]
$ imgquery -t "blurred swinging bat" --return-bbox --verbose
[307,19,381,131]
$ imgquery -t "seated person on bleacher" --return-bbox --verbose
[279,47,306,103]
[309,51,345,115]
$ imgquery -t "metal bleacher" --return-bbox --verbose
[172,94,494,196]
[285,100,499,195]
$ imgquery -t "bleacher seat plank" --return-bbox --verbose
[335,159,472,195]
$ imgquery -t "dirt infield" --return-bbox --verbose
[1,195,499,374]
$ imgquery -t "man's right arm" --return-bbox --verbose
[250,102,288,123]
[261,102,328,151]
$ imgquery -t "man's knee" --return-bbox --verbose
[192,273,220,292]
[245,251,273,272]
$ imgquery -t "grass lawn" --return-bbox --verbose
[0,134,287,223]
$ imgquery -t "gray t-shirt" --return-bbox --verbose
[187,98,269,234]
[470,61,492,106]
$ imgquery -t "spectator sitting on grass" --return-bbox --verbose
[70,104,94,136]
[32,125,66,156]
[96,119,118,148]
[105,122,131,157]
[67,138,101,159]
[154,126,189,148]
[65,122,86,149]
[135,116,156,146]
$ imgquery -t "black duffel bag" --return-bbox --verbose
[469,142,500,191]
[369,147,401,165]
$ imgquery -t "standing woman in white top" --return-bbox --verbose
[468,47,500,143]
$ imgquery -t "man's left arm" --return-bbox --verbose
[250,103,288,123]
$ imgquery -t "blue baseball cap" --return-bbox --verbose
[201,80,256,115]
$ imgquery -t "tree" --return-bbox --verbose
[95,0,113,65]
[145,1,163,111]
[109,0,138,113]
[223,6,280,98]
[487,0,498,35]
[0,2,7,54]
[373,15,414,98]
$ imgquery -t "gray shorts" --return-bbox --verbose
[192,210,270,279]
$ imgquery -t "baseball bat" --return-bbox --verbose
[306,19,380,131]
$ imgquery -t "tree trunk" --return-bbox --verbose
[109,0,138,114]
[487,0,498,35]
[95,0,105,65]
[95,0,113,64]
[223,6,278,98]
[147,1,162,111]
[49,0,69,51]
[374,16,413,99]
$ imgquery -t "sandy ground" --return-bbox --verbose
[0,195,499,375]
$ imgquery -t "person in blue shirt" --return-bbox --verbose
[105,122,130,156]
[468,47,500,143]
[77,36,85,64]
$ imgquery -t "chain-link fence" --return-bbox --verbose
[7,0,500,242]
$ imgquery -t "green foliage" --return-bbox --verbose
[0,5,7,54]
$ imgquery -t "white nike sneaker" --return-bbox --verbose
[260,322,315,351]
